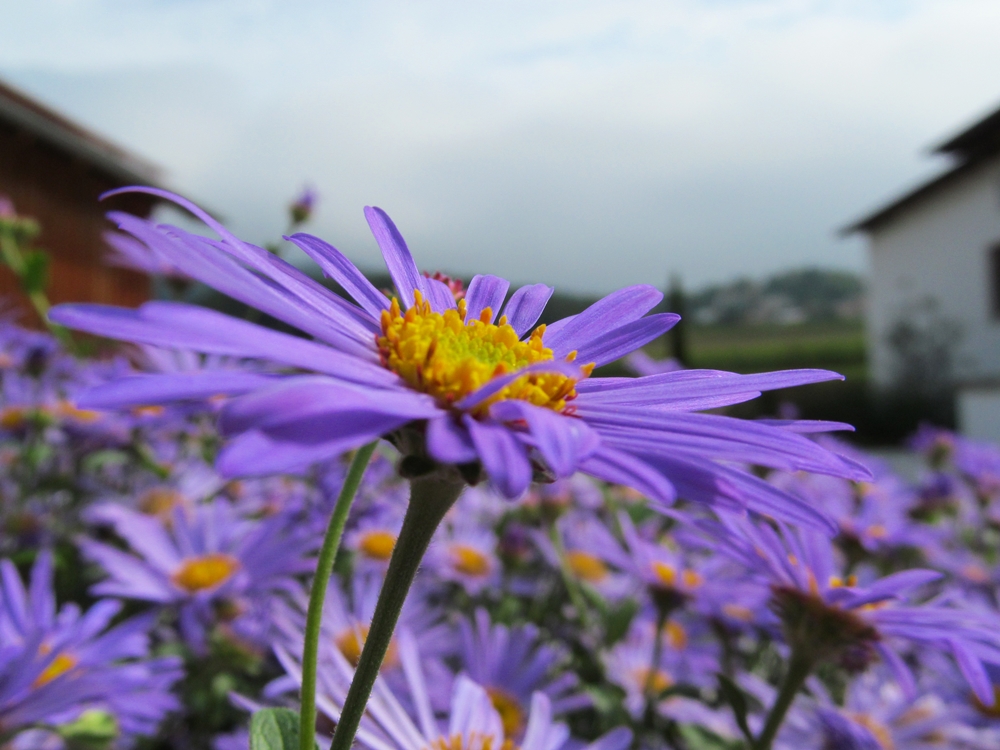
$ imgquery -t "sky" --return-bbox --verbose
[2,0,1000,294]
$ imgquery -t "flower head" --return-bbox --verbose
[52,189,868,527]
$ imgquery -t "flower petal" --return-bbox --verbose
[217,429,389,476]
[463,417,532,498]
[491,401,600,478]
[426,416,479,464]
[578,446,676,507]
[364,206,426,310]
[219,377,438,436]
[285,233,389,318]
[50,302,396,387]
[573,313,680,367]
[543,285,662,357]
[76,372,278,409]
[465,275,510,324]
[503,284,554,338]
[424,276,459,312]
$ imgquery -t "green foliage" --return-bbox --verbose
[58,710,119,750]
[249,708,318,750]
[21,248,50,294]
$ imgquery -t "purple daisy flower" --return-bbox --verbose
[51,189,867,528]
[77,500,317,651]
[274,627,631,750]
[450,608,590,737]
[0,551,182,745]
[697,513,1000,704]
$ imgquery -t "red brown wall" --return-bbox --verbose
[0,120,155,327]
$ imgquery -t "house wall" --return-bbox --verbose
[0,118,154,326]
[867,155,1000,388]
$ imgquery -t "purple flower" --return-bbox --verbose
[451,608,590,736]
[0,551,182,745]
[51,189,867,529]
[77,500,317,650]
[273,627,631,750]
[289,185,318,225]
[697,513,1000,704]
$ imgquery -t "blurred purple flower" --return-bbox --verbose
[0,551,182,745]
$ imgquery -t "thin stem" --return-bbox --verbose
[548,522,590,626]
[644,607,669,720]
[299,442,378,750]
[329,473,465,750]
[752,648,814,750]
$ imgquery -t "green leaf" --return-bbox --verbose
[250,708,318,750]
[604,599,638,645]
[58,709,118,750]
[717,673,754,744]
[21,249,50,293]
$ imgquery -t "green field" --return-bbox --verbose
[678,320,867,382]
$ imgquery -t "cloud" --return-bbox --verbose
[2,1,999,292]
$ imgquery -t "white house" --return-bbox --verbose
[845,102,1000,441]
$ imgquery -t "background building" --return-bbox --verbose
[846,102,1000,440]
[0,78,163,325]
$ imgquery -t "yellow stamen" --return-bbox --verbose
[358,530,397,561]
[378,291,592,414]
[171,554,240,592]
[487,687,526,737]
[34,651,79,688]
[565,550,608,582]
[451,544,492,577]
[0,407,26,430]
[427,733,516,750]
[55,400,101,423]
[651,561,676,587]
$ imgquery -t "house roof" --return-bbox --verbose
[842,100,1000,235]
[0,78,163,186]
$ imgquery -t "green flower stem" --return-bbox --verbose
[752,648,814,750]
[329,472,465,750]
[299,442,378,750]
[644,606,669,719]
[0,230,66,345]
[548,523,590,626]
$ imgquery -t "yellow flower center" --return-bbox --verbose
[378,292,591,414]
[358,530,397,561]
[335,625,398,669]
[487,687,526,737]
[722,603,755,622]
[171,553,240,592]
[565,550,609,582]
[0,407,26,430]
[451,544,492,577]
[651,562,702,591]
[139,487,184,518]
[634,667,673,694]
[34,650,79,688]
[665,621,688,650]
[848,713,896,750]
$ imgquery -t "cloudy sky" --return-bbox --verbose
[2,1,1000,293]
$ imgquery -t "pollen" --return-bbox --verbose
[358,530,397,561]
[171,553,240,592]
[378,292,592,414]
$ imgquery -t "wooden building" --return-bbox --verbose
[0,78,164,325]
